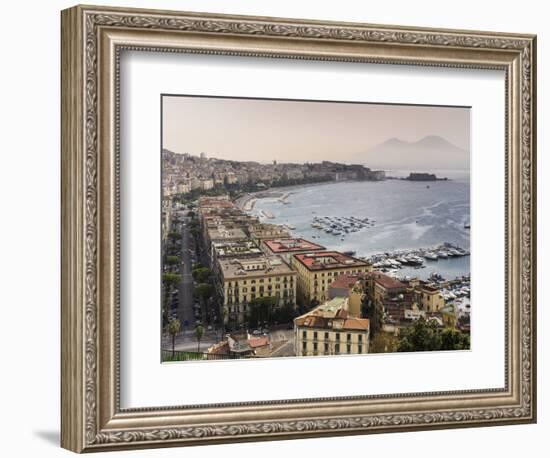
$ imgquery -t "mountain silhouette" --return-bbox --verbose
[354,135,469,170]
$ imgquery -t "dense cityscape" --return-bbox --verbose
[161,151,471,361]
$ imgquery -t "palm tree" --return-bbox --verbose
[168,318,181,358]
[222,305,229,334]
[195,325,205,353]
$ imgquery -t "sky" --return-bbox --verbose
[162,95,470,165]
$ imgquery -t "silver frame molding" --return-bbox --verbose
[61,4,537,453]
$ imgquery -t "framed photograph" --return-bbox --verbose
[61,4,537,453]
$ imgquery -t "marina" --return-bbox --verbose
[242,175,470,281]
[362,242,470,279]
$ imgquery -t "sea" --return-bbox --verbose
[248,169,470,281]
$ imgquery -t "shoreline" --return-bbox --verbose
[234,182,470,282]
[235,179,371,210]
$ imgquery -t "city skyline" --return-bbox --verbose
[162,95,470,168]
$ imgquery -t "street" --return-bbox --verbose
[177,214,195,329]
[162,328,222,352]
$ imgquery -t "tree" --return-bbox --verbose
[194,283,214,323]
[168,318,181,358]
[192,266,211,283]
[162,273,181,287]
[194,283,213,305]
[369,332,400,353]
[398,317,470,353]
[161,273,181,325]
[271,303,296,324]
[165,255,179,266]
[247,297,276,328]
[221,305,229,332]
[167,231,182,242]
[195,325,204,352]
[440,327,470,350]
[398,318,442,352]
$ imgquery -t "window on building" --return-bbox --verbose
[302,330,307,339]
[313,342,318,351]
[324,332,329,340]
[313,331,318,340]
[347,333,351,341]
[335,343,340,354]
[302,341,306,351]
[347,344,351,353]
[358,345,362,354]
[335,333,340,341]
[324,343,329,353]
[358,334,362,342]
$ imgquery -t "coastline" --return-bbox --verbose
[234,179,470,282]
[234,180,370,210]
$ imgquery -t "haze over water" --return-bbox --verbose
[250,170,470,280]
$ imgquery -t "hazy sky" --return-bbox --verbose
[162,95,470,164]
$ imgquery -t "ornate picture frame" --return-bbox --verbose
[61,4,536,453]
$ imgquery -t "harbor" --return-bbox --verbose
[241,177,470,281]
[361,242,470,280]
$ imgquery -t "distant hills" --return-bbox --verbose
[353,135,469,170]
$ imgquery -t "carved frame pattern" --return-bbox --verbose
[61,5,536,452]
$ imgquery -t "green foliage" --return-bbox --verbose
[168,318,181,336]
[192,267,211,283]
[168,318,181,356]
[398,317,469,352]
[167,231,182,242]
[246,297,276,328]
[369,332,400,353]
[165,255,179,266]
[440,327,470,350]
[271,303,297,324]
[162,272,181,286]
[194,283,213,302]
[195,325,205,352]
[165,244,181,256]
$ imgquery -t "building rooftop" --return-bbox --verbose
[219,256,295,280]
[294,299,370,332]
[293,251,371,271]
[368,271,406,290]
[212,240,262,258]
[198,195,233,209]
[207,227,248,242]
[263,238,325,254]
[248,223,291,238]
[329,273,365,291]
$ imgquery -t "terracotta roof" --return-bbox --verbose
[369,271,406,290]
[248,336,269,348]
[329,273,365,290]
[342,317,370,331]
[293,251,370,271]
[295,305,369,332]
